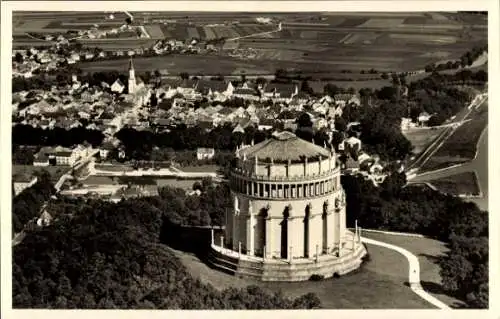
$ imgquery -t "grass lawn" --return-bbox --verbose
[421,101,488,172]
[361,232,467,308]
[428,171,481,196]
[170,243,434,309]
[94,164,135,172]
[403,127,447,155]
[179,164,219,173]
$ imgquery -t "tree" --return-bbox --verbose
[15,52,24,63]
[300,80,314,95]
[334,116,347,132]
[324,83,341,97]
[296,113,313,128]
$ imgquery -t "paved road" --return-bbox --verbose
[361,237,451,310]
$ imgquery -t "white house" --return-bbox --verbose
[111,79,125,94]
[197,147,215,160]
[418,112,431,126]
[37,208,53,227]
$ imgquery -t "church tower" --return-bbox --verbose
[128,57,136,94]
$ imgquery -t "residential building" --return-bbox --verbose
[197,147,215,160]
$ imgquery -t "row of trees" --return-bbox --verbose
[12,125,105,148]
[408,71,483,126]
[424,45,488,73]
[13,190,321,309]
[341,173,488,308]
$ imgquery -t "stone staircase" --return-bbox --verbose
[208,243,367,282]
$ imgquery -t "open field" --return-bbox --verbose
[17,12,486,75]
[429,171,481,196]
[361,232,466,308]
[403,127,447,155]
[421,100,488,172]
[171,243,434,309]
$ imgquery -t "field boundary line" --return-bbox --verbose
[473,125,488,161]
[412,163,465,179]
[408,93,483,171]
[361,237,451,310]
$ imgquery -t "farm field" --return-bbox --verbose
[16,11,487,76]
[403,127,447,155]
[429,172,481,196]
[421,100,488,172]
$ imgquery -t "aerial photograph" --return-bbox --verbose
[10,10,488,310]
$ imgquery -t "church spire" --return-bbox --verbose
[128,57,134,71]
[128,57,136,94]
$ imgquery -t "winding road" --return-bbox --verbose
[361,236,451,309]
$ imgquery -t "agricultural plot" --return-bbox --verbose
[429,172,481,197]
[70,12,485,76]
[403,16,432,25]
[358,18,406,28]
[187,27,200,39]
[144,25,165,39]
[78,54,272,75]
[421,101,488,172]
[337,17,369,27]
[202,26,217,40]
[403,127,447,155]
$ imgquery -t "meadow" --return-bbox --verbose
[421,101,488,172]
[403,127,447,155]
[429,172,481,197]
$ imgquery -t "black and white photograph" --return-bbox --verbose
[1,0,497,315]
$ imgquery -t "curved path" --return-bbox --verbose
[361,237,451,309]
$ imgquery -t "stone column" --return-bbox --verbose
[323,203,329,253]
[304,157,308,176]
[306,205,313,258]
[211,228,214,245]
[287,206,294,260]
[265,217,273,259]
[247,205,255,256]
[232,211,239,249]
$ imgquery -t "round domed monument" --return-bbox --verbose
[208,131,367,281]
